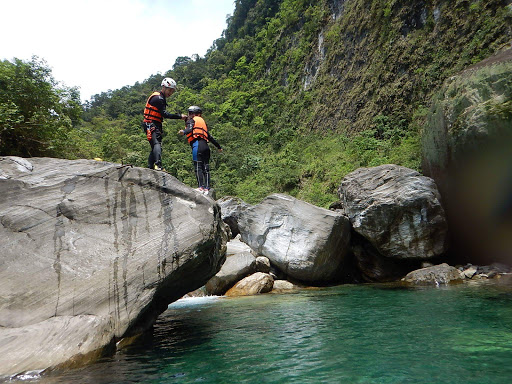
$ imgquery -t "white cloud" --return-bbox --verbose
[1,0,234,101]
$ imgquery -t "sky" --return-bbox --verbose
[0,0,235,102]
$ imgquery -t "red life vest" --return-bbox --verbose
[186,116,209,143]
[143,92,163,123]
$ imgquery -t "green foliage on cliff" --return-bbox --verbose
[2,1,510,207]
[422,56,512,178]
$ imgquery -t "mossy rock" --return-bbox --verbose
[421,45,512,263]
[422,45,512,187]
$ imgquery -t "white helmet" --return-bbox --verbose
[161,77,177,89]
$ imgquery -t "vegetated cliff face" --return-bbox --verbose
[79,1,511,206]
[287,0,512,132]
[218,0,511,202]
[164,0,511,134]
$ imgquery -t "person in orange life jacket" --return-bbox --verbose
[178,106,222,194]
[142,77,187,170]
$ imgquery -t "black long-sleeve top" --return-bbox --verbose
[148,91,182,129]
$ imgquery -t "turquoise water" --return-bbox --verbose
[21,281,512,383]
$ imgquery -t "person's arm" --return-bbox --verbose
[208,131,222,150]
[153,95,186,120]
[178,118,194,136]
[163,110,185,119]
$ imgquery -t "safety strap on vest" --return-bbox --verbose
[143,92,163,123]
[187,116,208,143]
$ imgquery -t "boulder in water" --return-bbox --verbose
[225,272,274,297]
[238,194,351,284]
[217,196,251,238]
[0,157,227,377]
[402,263,463,285]
[339,164,448,260]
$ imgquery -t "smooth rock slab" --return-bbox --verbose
[205,251,256,295]
[0,157,227,377]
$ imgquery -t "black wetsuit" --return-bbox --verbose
[143,91,182,169]
[183,117,221,190]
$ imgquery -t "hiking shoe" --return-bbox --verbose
[154,165,162,171]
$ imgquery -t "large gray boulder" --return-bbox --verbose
[217,196,251,238]
[0,157,227,377]
[238,194,351,284]
[339,164,448,260]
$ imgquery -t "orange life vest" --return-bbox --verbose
[186,116,209,143]
[143,92,163,123]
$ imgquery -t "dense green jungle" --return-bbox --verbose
[1,0,511,207]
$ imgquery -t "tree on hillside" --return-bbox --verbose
[0,56,82,157]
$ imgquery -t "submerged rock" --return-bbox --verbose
[238,194,351,284]
[0,157,227,377]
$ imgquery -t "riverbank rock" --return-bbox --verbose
[238,194,351,284]
[0,157,227,377]
[225,272,274,297]
[339,164,448,260]
[402,263,463,285]
[217,196,251,238]
[459,263,511,280]
[350,232,421,283]
[271,280,300,293]
[421,46,512,264]
[205,237,256,295]
[255,256,271,273]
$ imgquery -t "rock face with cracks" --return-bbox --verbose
[0,157,227,377]
[339,164,448,260]
[238,194,351,283]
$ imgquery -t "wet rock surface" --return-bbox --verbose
[225,272,274,297]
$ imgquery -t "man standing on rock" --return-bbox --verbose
[142,77,187,171]
[178,105,222,195]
